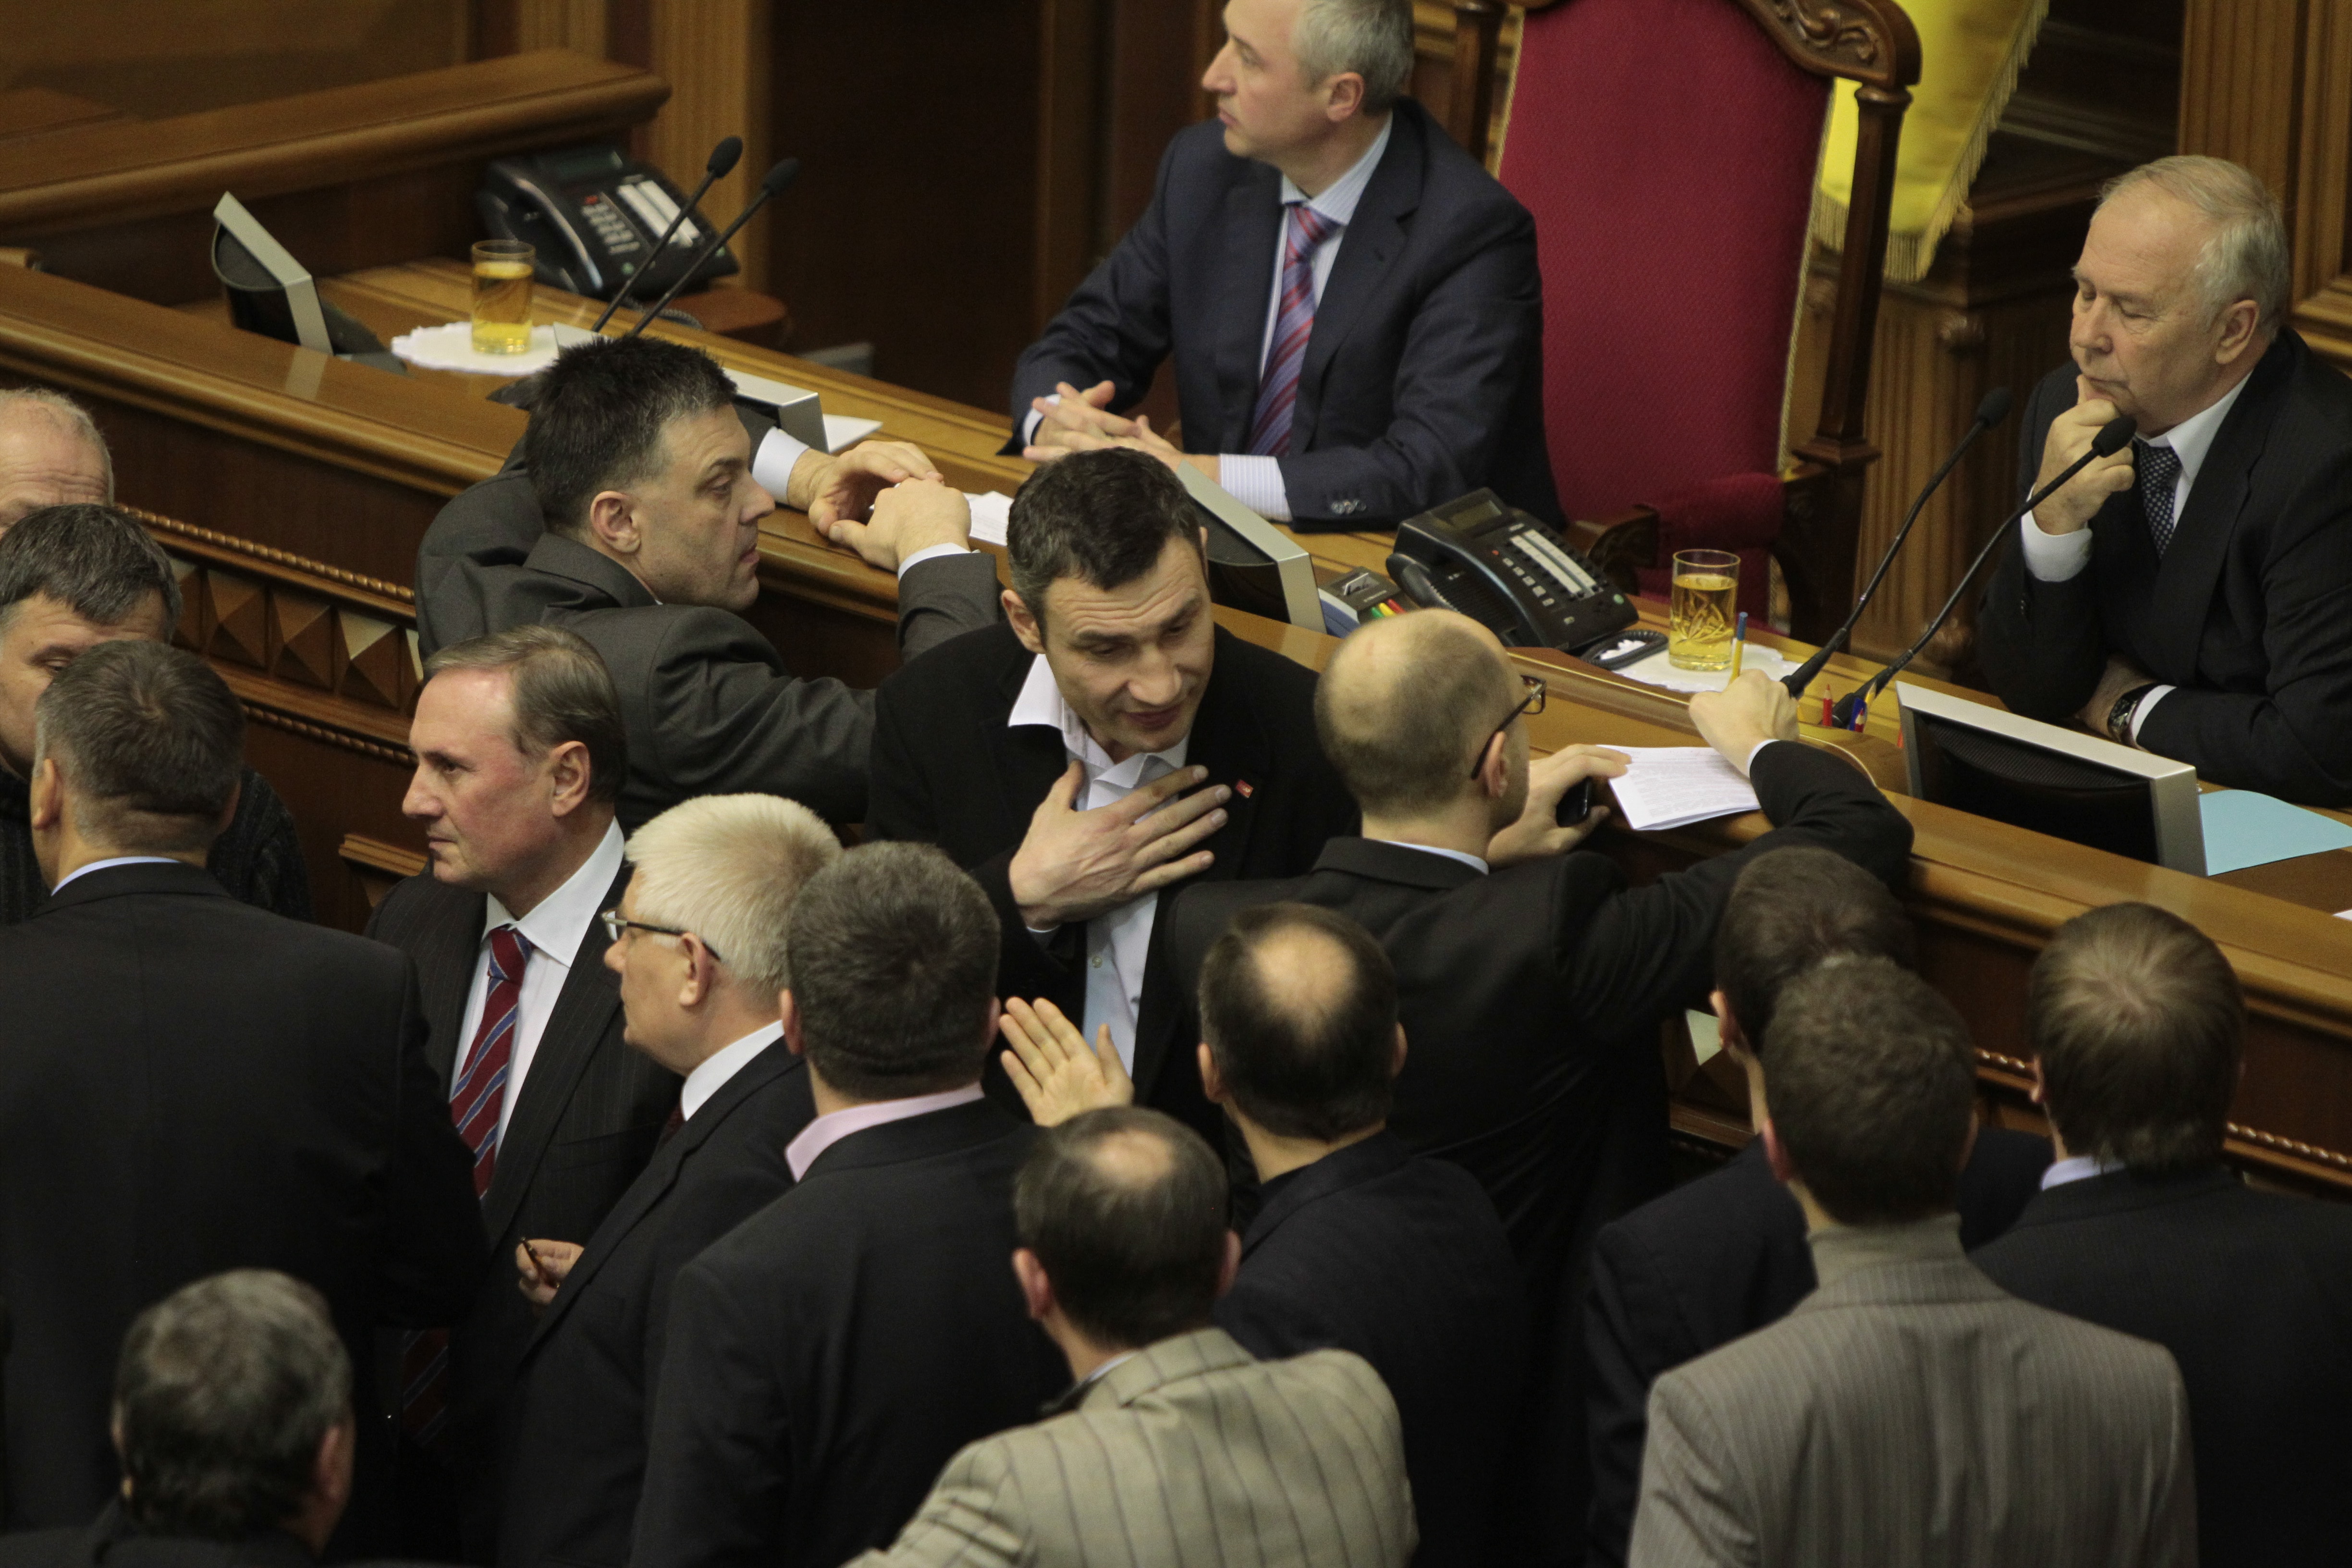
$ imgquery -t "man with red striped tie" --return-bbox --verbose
[1012,0,1557,532]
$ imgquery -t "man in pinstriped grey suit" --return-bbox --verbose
[1631,958,2195,1568]
[850,1106,1414,1568]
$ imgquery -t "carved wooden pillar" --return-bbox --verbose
[1448,1,1506,162]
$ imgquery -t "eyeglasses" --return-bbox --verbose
[1468,675,1547,779]
[600,908,722,964]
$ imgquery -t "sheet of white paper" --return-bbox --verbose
[964,491,1015,546]
[1685,1008,1723,1067]
[1607,746,1761,832]
[823,414,883,453]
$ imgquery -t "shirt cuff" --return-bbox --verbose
[2019,512,2094,583]
[2129,685,2174,744]
[1020,400,1052,448]
[1216,455,1290,522]
[896,542,974,580]
[1744,739,1781,776]
[752,428,814,504]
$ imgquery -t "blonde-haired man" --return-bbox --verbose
[496,792,841,1568]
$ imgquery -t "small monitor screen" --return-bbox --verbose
[1911,708,2165,865]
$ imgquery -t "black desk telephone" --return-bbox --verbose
[476,144,740,302]
[1386,490,1637,653]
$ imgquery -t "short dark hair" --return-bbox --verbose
[786,842,999,1098]
[525,336,737,536]
[115,1270,351,1541]
[1016,1106,1229,1349]
[2030,903,2242,1174]
[1314,612,1513,817]
[1766,956,1976,1225]
[36,640,242,854]
[1715,847,1915,1052]
[1198,903,1397,1140]
[423,624,627,805]
[0,503,181,633]
[1006,448,1200,620]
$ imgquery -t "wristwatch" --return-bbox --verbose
[2106,683,2158,747]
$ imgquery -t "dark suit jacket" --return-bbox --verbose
[1214,1133,1526,1568]
[631,1099,1066,1568]
[0,1506,320,1568]
[0,764,309,926]
[1012,98,1558,530]
[413,419,1002,830]
[364,861,677,1556]
[0,865,481,1552]
[1973,1167,2352,1568]
[1979,329,2352,804]
[867,621,1358,1140]
[1582,1129,2053,1568]
[498,1042,815,1568]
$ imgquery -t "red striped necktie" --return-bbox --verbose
[1244,202,1341,458]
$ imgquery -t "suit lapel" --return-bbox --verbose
[1293,121,1420,448]
[482,863,633,1243]
[994,650,1079,828]
[413,885,490,1085]
[1213,167,1286,449]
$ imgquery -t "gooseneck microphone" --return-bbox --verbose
[590,135,744,333]
[1828,412,2137,728]
[1783,386,2012,698]
[620,157,801,341]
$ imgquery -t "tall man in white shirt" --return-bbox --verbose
[365,625,679,1562]
[1978,155,2352,804]
[1011,0,1558,529]
[499,792,843,1568]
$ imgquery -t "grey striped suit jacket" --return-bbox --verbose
[1630,1237,2196,1568]
[849,1328,1415,1568]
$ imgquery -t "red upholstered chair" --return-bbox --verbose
[1450,0,1919,640]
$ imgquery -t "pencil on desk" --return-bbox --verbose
[1729,612,1747,678]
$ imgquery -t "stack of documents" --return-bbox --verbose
[1607,747,1762,832]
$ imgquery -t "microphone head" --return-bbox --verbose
[2092,415,2138,457]
[706,135,744,178]
[1974,386,2013,429]
[760,157,801,198]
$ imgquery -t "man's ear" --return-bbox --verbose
[1474,732,1509,802]
[315,1419,353,1513]
[2027,1056,2048,1108]
[1760,1117,1796,1186]
[1213,1229,1241,1298]
[1390,1023,1408,1078]
[779,991,806,1057]
[1197,1041,1229,1106]
[1324,71,1367,122]
[2215,298,2263,365]
[677,935,717,1011]
[1013,1247,1055,1323]
[586,490,642,555]
[1710,990,1751,1058]
[29,755,63,831]
[545,740,594,820]
[1003,588,1046,656]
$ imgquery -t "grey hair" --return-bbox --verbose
[0,388,114,501]
[1293,0,1415,115]
[114,1270,352,1541]
[2100,156,2291,333]
[625,793,843,1000]
[0,502,181,633]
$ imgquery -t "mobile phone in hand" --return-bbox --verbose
[1557,777,1594,827]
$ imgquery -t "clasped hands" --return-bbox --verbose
[787,439,973,572]
[1023,380,1213,484]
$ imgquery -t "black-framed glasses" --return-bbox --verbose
[600,907,722,964]
[1469,675,1547,779]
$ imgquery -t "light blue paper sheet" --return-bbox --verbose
[2198,790,2352,876]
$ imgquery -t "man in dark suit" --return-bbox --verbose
[868,449,1357,1142]
[1974,902,2352,1568]
[0,503,309,923]
[1156,608,1913,1564]
[1013,0,1556,529]
[365,625,676,1561]
[0,1271,370,1568]
[633,844,1067,1568]
[1978,155,2352,804]
[497,794,840,1568]
[1582,847,2052,1568]
[414,335,1000,829]
[0,641,479,1552]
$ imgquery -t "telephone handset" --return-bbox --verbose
[476,144,740,302]
[1386,490,1637,653]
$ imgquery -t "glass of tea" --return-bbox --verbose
[470,240,536,355]
[1668,549,1740,670]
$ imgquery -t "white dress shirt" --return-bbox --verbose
[1023,116,1395,523]
[1009,654,1190,1072]
[1383,841,1489,874]
[454,820,626,1147]
[784,1083,985,1180]
[51,854,178,893]
[749,428,970,581]
[679,1020,784,1123]
[2039,1152,2123,1190]
[2018,372,2253,740]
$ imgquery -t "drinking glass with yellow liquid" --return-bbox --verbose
[1668,549,1740,670]
[470,240,536,355]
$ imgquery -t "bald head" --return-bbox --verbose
[0,392,112,534]
[1199,901,1399,1140]
[1317,609,1518,816]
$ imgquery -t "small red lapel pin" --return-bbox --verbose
[1235,779,1255,798]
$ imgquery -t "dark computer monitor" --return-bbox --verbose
[209,193,397,365]
[1173,463,1322,632]
[1897,683,2205,873]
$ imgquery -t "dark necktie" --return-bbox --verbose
[2138,439,2184,557]
[1244,202,1341,457]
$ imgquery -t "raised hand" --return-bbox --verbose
[999,996,1134,1126]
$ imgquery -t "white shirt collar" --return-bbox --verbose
[1278,114,1393,223]
[1376,838,1488,875]
[2040,1152,2123,1190]
[51,855,181,894]
[2144,368,2252,492]
[784,1083,986,1181]
[485,819,625,967]
[1007,655,1191,783]
[679,1021,784,1123]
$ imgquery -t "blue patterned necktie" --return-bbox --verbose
[1245,202,1341,457]
[2138,440,2184,556]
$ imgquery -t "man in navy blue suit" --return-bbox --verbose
[1012,0,1557,531]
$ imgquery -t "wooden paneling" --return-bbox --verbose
[638,0,770,293]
